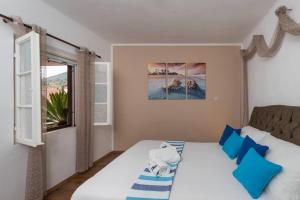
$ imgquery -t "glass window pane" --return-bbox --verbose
[95,84,107,103]
[19,74,32,105]
[95,64,107,83]
[20,39,31,72]
[94,104,107,123]
[45,63,70,130]
[19,108,32,140]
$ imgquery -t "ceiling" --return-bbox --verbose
[42,0,276,43]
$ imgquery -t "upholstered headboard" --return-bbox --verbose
[249,105,300,146]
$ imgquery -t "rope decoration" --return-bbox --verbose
[242,6,300,60]
[240,6,300,126]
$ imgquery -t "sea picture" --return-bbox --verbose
[167,63,186,100]
[187,63,206,99]
[148,63,167,100]
[148,62,206,100]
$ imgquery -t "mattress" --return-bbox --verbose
[72,140,273,200]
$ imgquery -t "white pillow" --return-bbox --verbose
[260,134,300,200]
[241,126,271,142]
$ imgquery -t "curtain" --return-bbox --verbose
[75,48,96,172]
[5,16,29,37]
[24,25,48,200]
[7,17,47,200]
[241,6,300,126]
[240,53,249,126]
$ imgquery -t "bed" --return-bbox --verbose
[72,105,300,200]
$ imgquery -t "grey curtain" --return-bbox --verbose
[25,25,48,200]
[75,48,96,172]
[5,16,29,37]
[241,6,300,126]
[7,17,47,200]
[240,54,249,127]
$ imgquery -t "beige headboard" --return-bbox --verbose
[249,105,300,146]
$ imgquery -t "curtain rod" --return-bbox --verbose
[0,13,102,59]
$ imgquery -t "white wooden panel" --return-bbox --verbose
[94,62,112,125]
[15,31,42,147]
[95,63,107,83]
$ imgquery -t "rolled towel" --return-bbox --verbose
[149,159,170,176]
[156,144,181,164]
[149,150,170,176]
[160,142,173,149]
[148,142,182,176]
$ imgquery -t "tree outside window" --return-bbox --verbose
[45,61,73,131]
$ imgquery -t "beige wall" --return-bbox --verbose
[113,46,242,150]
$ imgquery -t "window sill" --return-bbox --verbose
[94,123,112,126]
[45,126,76,135]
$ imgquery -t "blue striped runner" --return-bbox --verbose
[126,141,185,200]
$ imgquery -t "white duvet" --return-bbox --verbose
[72,140,274,200]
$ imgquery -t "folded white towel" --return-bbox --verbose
[160,141,173,149]
[156,145,181,164]
[148,143,181,176]
[148,153,170,176]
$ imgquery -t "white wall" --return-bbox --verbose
[0,0,111,61]
[0,0,113,199]
[46,127,76,189]
[0,22,27,200]
[94,126,114,161]
[243,0,300,114]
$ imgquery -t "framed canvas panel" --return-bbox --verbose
[166,63,186,100]
[148,63,167,100]
[187,63,206,99]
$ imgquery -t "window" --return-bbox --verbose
[45,60,73,131]
[15,31,42,147]
[94,62,112,125]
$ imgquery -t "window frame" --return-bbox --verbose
[94,62,112,126]
[15,31,43,147]
[45,61,74,132]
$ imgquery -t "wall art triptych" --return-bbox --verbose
[147,63,206,100]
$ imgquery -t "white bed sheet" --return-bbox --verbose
[71,140,273,200]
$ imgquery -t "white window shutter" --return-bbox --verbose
[94,62,112,125]
[15,31,43,147]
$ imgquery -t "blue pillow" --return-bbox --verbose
[237,136,269,165]
[233,148,282,199]
[219,125,241,146]
[222,131,244,159]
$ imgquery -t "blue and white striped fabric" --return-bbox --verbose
[126,141,185,200]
